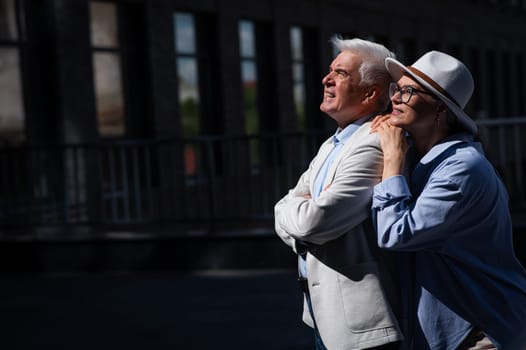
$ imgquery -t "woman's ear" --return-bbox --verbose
[436,101,448,114]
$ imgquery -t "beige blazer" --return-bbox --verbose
[275,122,403,349]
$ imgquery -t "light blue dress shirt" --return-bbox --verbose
[372,133,526,349]
[299,116,370,278]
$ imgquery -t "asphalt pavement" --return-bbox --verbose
[0,269,312,350]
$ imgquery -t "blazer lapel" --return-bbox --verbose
[309,138,336,195]
[322,123,369,188]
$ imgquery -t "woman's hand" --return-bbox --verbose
[376,119,408,180]
[370,113,391,133]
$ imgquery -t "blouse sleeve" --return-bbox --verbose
[372,173,463,251]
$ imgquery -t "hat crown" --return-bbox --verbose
[411,51,474,108]
[385,50,478,134]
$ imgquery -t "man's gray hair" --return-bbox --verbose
[332,37,396,109]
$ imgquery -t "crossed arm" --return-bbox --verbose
[274,138,383,249]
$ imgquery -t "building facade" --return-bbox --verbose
[1,0,526,230]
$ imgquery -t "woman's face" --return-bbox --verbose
[389,75,439,133]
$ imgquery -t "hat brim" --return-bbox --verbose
[385,57,478,134]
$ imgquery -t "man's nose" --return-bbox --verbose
[322,73,333,85]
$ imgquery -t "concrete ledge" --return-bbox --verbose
[2,218,526,273]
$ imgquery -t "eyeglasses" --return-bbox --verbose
[389,82,435,103]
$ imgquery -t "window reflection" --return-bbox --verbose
[90,1,118,47]
[239,20,259,168]
[0,0,24,146]
[176,57,200,137]
[290,27,302,60]
[93,52,125,136]
[174,13,196,54]
[241,60,258,134]
[239,20,256,58]
[0,48,25,144]
[174,12,201,177]
[290,26,306,130]
[90,1,125,137]
[0,0,18,41]
[517,54,525,115]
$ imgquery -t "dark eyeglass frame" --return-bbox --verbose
[389,82,436,104]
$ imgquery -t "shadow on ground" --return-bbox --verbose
[0,269,312,350]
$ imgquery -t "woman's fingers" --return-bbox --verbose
[381,128,408,160]
[370,114,391,132]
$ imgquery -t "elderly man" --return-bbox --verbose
[274,38,403,349]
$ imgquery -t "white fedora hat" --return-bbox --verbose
[385,51,477,134]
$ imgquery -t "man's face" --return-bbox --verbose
[320,51,370,127]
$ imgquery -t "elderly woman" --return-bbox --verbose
[372,51,526,349]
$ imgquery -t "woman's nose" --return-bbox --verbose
[390,91,402,103]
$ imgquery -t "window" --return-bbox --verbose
[174,12,202,177]
[517,53,525,115]
[501,52,512,116]
[90,1,125,137]
[290,26,306,130]
[0,0,25,146]
[487,49,498,117]
[174,12,201,138]
[239,20,259,136]
[467,47,482,117]
[173,12,223,178]
[239,20,260,167]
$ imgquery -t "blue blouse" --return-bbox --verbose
[372,133,526,349]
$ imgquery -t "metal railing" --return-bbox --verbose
[1,118,525,231]
[477,117,526,210]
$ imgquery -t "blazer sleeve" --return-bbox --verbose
[275,129,383,245]
[274,161,312,253]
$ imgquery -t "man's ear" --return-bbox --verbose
[363,86,378,102]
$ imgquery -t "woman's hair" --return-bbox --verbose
[332,37,396,110]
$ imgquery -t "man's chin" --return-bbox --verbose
[320,105,335,116]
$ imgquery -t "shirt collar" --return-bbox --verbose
[419,133,476,165]
[333,115,371,145]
